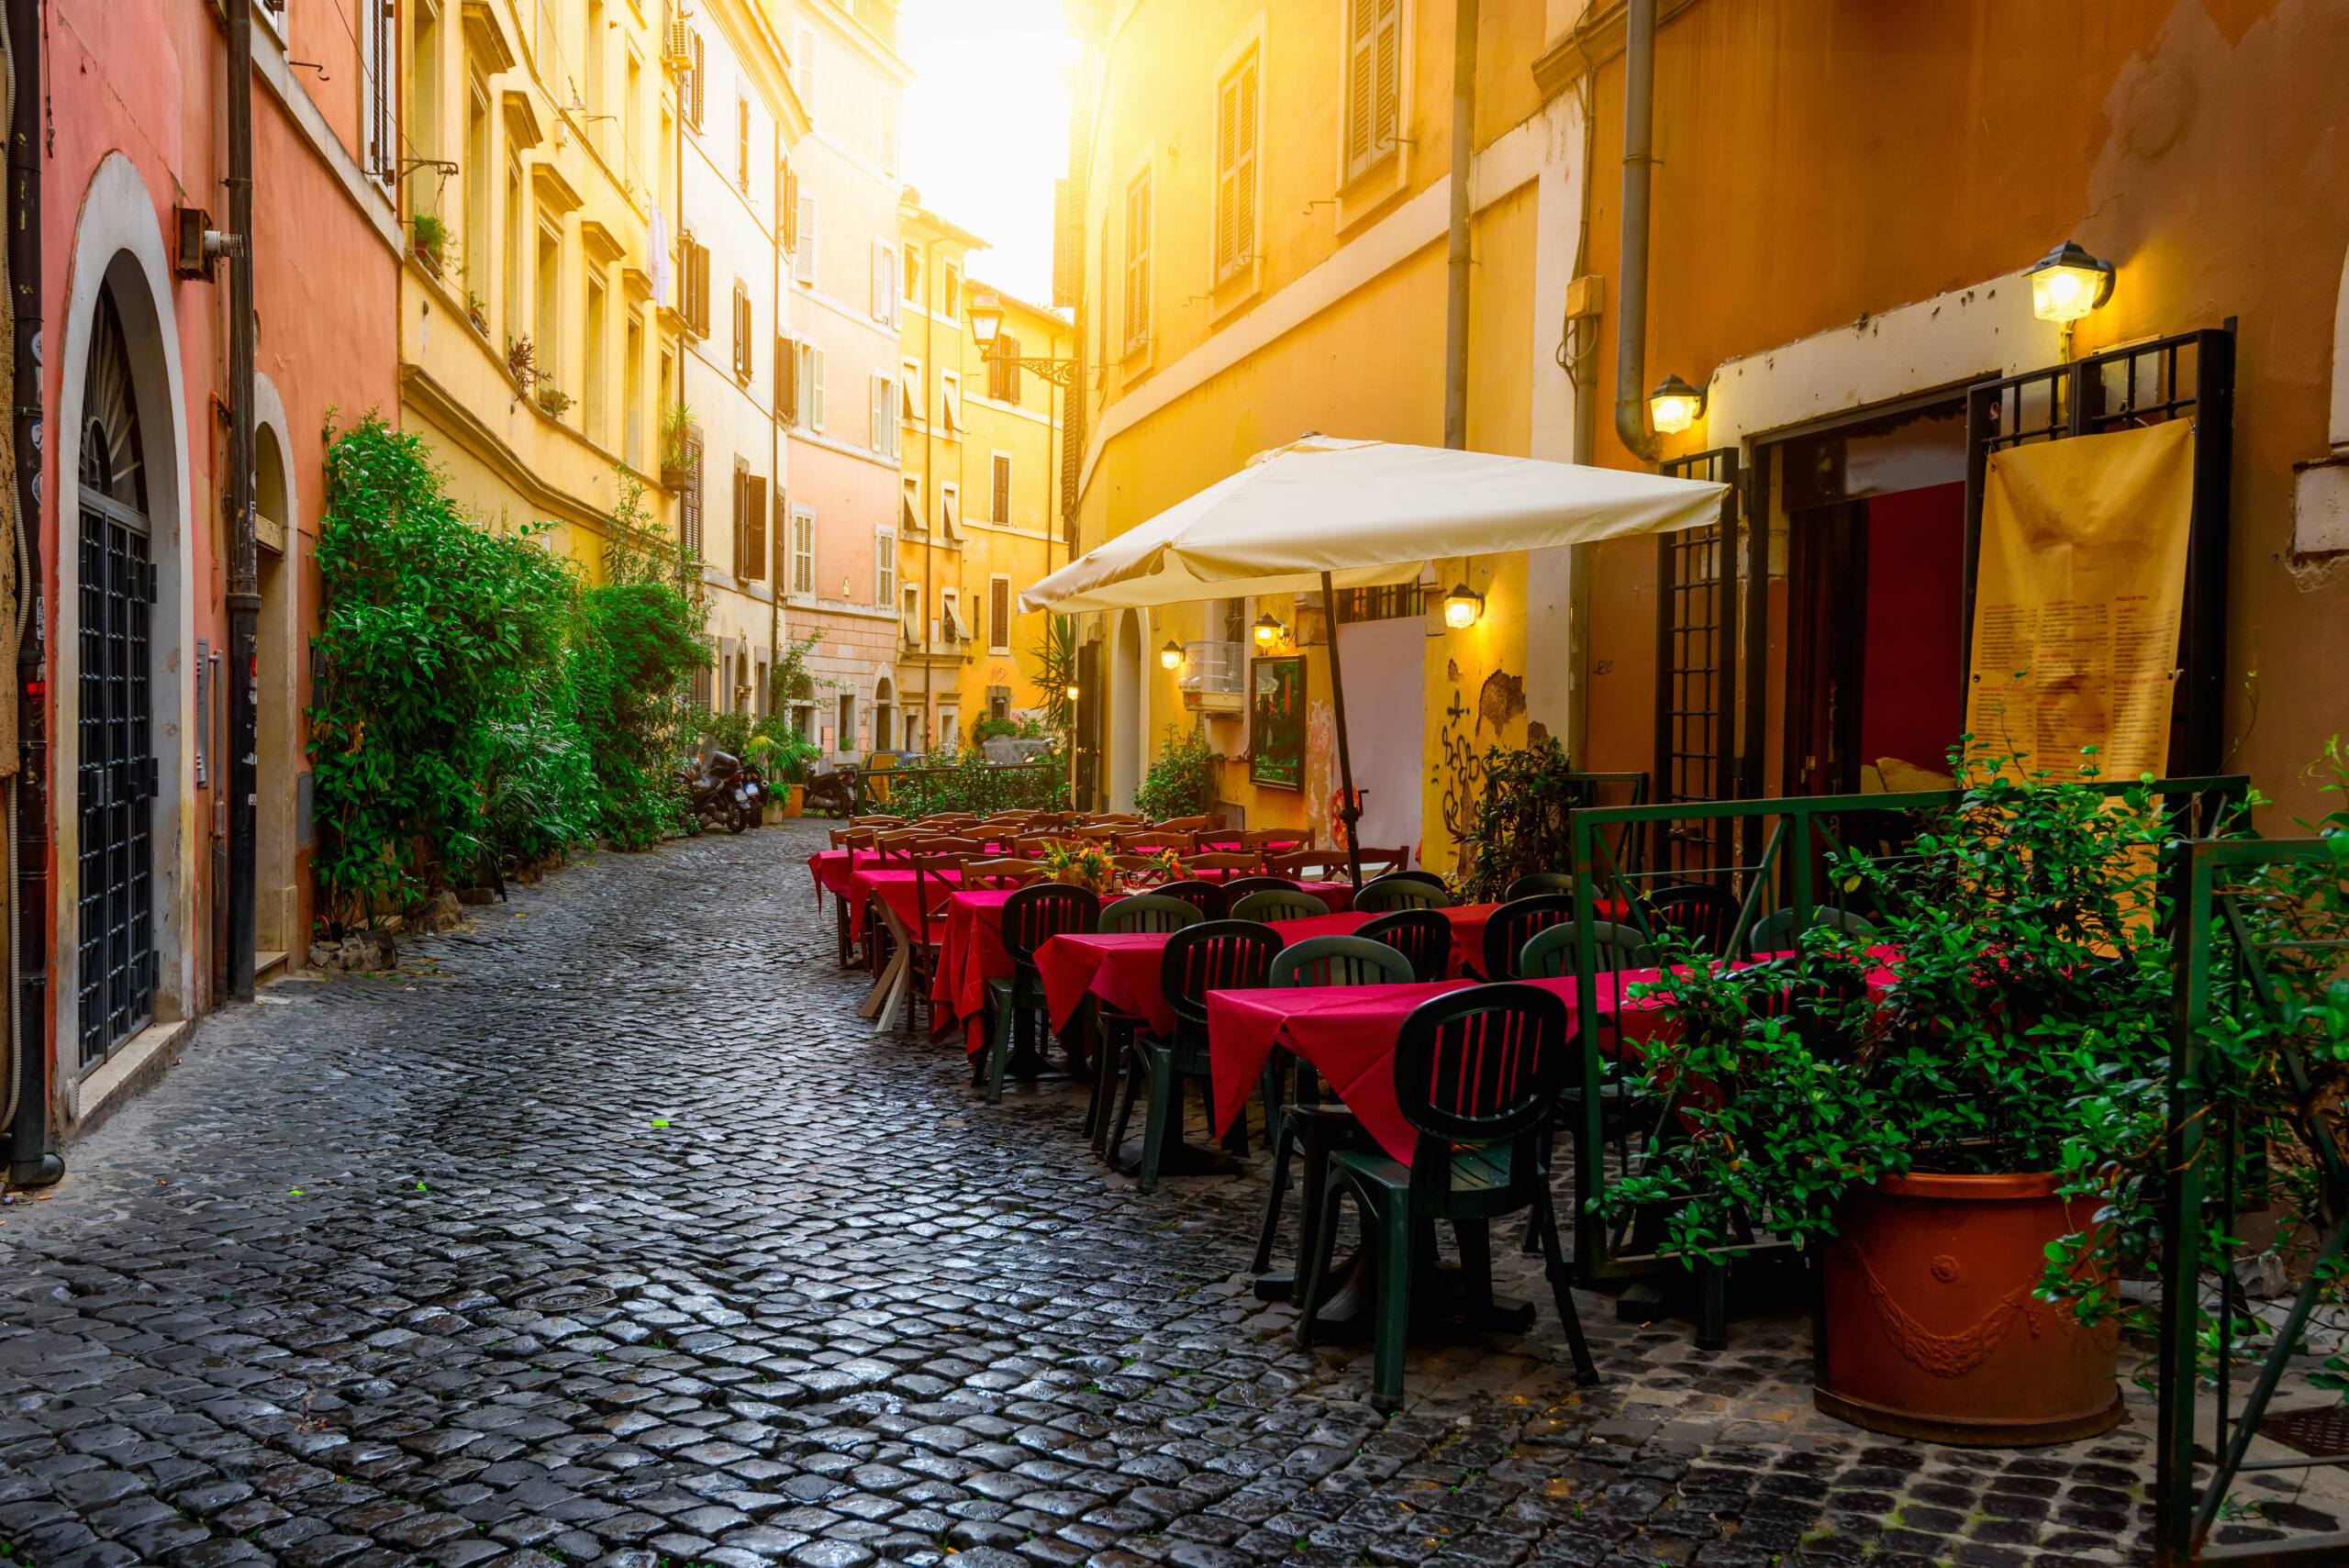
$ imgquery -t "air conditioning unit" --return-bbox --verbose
[662,18,694,67]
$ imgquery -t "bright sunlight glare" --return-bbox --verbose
[896,0,1077,307]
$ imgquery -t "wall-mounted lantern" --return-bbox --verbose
[1647,373,1705,436]
[1442,583,1486,630]
[1160,639,1183,671]
[2025,240,2116,323]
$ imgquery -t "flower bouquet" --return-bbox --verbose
[1125,847,1188,888]
[1042,840,1117,895]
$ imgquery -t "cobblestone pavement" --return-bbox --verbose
[0,824,2326,1568]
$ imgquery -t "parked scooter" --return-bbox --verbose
[679,750,761,834]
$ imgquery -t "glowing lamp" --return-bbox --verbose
[1648,373,1705,436]
[1252,613,1285,650]
[2024,241,2115,323]
[968,293,1006,347]
[1064,684,1082,701]
[1160,639,1183,671]
[1442,583,1485,630]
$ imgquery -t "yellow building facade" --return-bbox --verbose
[1060,0,1559,868]
[896,205,1073,751]
[400,0,690,575]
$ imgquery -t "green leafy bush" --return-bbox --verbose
[884,746,1067,817]
[1450,735,1588,904]
[1133,722,1218,821]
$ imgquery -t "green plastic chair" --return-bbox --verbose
[1504,872,1577,902]
[1516,920,1654,981]
[1356,909,1453,983]
[1746,905,1878,957]
[1480,894,1579,981]
[1085,895,1204,1151]
[1230,888,1331,925]
[981,884,1099,1104]
[1253,937,1415,1278]
[1297,984,1601,1410]
[1354,873,1453,913]
[1109,920,1284,1193]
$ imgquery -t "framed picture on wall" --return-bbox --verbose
[1250,654,1306,790]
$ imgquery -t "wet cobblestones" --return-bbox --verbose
[0,824,2266,1566]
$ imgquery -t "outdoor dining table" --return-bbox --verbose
[848,863,963,1032]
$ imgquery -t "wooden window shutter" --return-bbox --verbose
[1002,333,1021,404]
[1235,58,1258,272]
[1348,0,1376,174]
[681,432,704,557]
[1124,175,1150,349]
[794,194,817,284]
[731,463,748,570]
[688,30,707,129]
[737,97,751,188]
[732,284,751,379]
[1373,0,1400,158]
[1218,75,1239,276]
[775,336,796,420]
[991,453,1011,525]
[990,578,1010,650]
[781,165,801,250]
[742,476,768,579]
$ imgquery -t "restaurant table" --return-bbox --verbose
[1205,949,1899,1166]
[849,864,963,1032]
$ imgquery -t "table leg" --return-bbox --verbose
[869,903,915,1032]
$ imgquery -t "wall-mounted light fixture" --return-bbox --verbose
[1160,639,1183,671]
[1442,583,1486,630]
[1647,373,1705,436]
[2024,240,2115,323]
[1252,612,1286,650]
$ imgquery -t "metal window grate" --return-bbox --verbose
[1654,447,1741,881]
[77,504,156,1069]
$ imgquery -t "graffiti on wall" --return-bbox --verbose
[1434,662,1528,853]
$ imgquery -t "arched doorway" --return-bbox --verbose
[1109,609,1145,811]
[74,284,159,1068]
[254,413,300,958]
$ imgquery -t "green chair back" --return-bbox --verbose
[1503,872,1576,902]
[1480,894,1578,981]
[1101,894,1204,934]
[1231,888,1331,925]
[1516,919,1653,981]
[1747,904,1878,957]
[1270,934,1415,989]
[1357,909,1453,983]
[1354,873,1453,912]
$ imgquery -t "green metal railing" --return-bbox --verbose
[2158,835,2349,1566]
[1564,776,2250,1283]
[851,759,1064,817]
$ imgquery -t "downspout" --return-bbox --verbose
[226,0,261,1001]
[769,122,781,733]
[1612,0,1659,466]
[919,234,932,749]
[1441,0,1476,451]
[1561,62,1599,762]
[3,0,57,1184]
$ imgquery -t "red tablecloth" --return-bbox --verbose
[1206,949,1898,1166]
[1450,898,1634,979]
[845,865,960,933]
[809,849,883,898]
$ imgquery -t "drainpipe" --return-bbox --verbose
[1611,0,1660,466]
[769,122,781,732]
[3,0,57,1184]
[225,0,260,1000]
[1441,0,1476,451]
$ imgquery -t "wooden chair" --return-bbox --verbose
[1108,919,1285,1193]
[1267,850,1354,884]
[1297,984,1600,1410]
[981,884,1099,1102]
[1356,908,1453,983]
[1351,846,1410,879]
[1254,937,1416,1278]
[829,825,880,851]
[1121,829,1197,852]
[1480,894,1580,982]
[901,852,967,1032]
[1074,823,1126,844]
[1153,815,1212,833]
[1355,873,1453,914]
[1187,851,1261,873]
[1016,834,1083,858]
[1245,827,1315,854]
[963,858,1048,890]
[1230,888,1331,925]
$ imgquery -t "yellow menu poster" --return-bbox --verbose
[1964,418,2195,782]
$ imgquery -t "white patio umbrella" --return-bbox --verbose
[1020,436,1730,882]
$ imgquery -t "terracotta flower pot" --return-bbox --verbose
[1815,1171,2122,1447]
[783,783,804,818]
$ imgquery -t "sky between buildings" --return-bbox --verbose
[896,0,1076,307]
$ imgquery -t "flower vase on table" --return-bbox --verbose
[1044,841,1118,896]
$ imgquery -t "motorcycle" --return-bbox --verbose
[679,750,762,835]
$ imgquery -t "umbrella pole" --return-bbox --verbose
[1319,572,1365,890]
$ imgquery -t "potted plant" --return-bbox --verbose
[1041,840,1116,896]
[1607,749,2192,1444]
[412,214,449,275]
[660,403,695,486]
[537,385,574,417]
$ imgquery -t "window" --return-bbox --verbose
[901,583,921,647]
[795,27,818,122]
[899,358,924,422]
[625,49,643,183]
[989,576,1012,653]
[685,28,707,128]
[413,0,443,169]
[836,694,855,754]
[902,244,921,306]
[624,314,643,467]
[901,474,922,534]
[584,0,604,144]
[466,81,490,300]
[870,373,899,458]
[584,275,607,442]
[734,464,768,580]
[870,239,898,326]
[793,192,817,285]
[1123,170,1152,352]
[991,453,1012,524]
[938,372,962,437]
[1346,0,1403,181]
[987,332,1021,403]
[731,282,753,381]
[939,481,962,542]
[535,223,562,392]
[941,587,963,647]
[364,0,395,180]
[774,335,796,421]
[796,342,825,429]
[874,528,896,606]
[879,89,900,177]
[683,233,711,338]
[679,427,705,557]
[790,506,815,595]
[1216,50,1261,283]
[505,159,525,342]
[941,264,961,322]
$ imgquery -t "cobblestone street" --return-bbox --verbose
[0,824,2284,1568]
